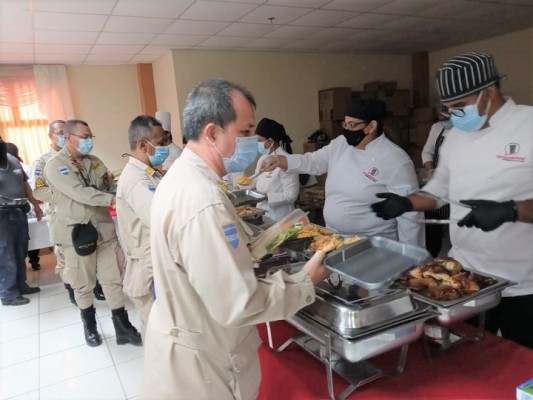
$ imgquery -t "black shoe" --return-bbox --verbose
[31,263,41,271]
[2,296,30,306]
[93,282,106,301]
[111,307,143,346]
[21,286,41,295]
[80,306,102,347]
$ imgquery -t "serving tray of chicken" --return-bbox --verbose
[395,257,514,325]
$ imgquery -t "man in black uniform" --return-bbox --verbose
[0,138,42,306]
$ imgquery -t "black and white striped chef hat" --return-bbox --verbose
[436,52,505,102]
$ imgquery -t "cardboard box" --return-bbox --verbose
[363,80,397,93]
[318,87,352,121]
[517,379,533,400]
[320,120,343,139]
[409,122,433,147]
[404,144,424,169]
[376,89,410,116]
[316,173,327,187]
[412,107,435,121]
[303,141,329,153]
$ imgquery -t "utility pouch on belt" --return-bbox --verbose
[71,222,98,256]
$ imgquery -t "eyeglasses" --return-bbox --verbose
[70,133,95,139]
[52,131,64,136]
[448,91,483,118]
[342,121,366,131]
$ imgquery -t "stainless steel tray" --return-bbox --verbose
[324,237,431,290]
[231,189,267,206]
[396,273,514,325]
[288,306,437,363]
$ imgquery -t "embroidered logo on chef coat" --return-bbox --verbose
[497,143,525,162]
[59,166,69,175]
[35,167,42,176]
[223,223,239,249]
[363,167,379,182]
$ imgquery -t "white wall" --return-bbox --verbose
[67,65,142,171]
[429,27,533,105]
[170,50,412,154]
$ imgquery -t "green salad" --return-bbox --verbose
[266,223,305,251]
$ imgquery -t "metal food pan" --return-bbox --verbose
[231,189,267,206]
[288,308,436,363]
[280,237,313,262]
[400,275,514,325]
[324,237,432,290]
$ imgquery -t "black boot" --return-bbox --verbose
[65,283,77,305]
[93,281,106,301]
[111,307,143,346]
[80,306,102,347]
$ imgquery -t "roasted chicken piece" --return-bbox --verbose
[450,273,480,293]
[427,285,462,301]
[309,235,343,253]
[422,265,453,284]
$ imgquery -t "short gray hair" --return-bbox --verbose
[64,120,89,135]
[49,120,65,133]
[182,79,256,141]
[128,115,162,150]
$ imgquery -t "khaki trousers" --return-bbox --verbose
[63,239,126,310]
[130,293,154,342]
[54,245,67,281]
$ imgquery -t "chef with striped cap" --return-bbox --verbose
[371,52,533,348]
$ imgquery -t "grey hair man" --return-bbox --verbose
[141,79,330,399]
[116,115,166,340]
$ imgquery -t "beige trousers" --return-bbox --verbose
[130,293,154,342]
[63,239,126,310]
[54,245,67,281]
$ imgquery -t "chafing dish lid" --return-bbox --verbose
[324,236,431,290]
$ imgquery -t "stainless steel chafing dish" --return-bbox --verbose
[265,261,437,400]
[230,189,266,207]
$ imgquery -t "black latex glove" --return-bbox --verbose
[371,192,413,220]
[457,199,518,232]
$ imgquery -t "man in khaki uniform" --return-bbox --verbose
[44,119,141,348]
[140,80,330,400]
[116,115,166,340]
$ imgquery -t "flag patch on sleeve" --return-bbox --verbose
[35,167,42,176]
[148,185,156,192]
[223,223,239,249]
[59,166,69,175]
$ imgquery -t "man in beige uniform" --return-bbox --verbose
[141,80,330,400]
[116,115,167,340]
[44,119,142,348]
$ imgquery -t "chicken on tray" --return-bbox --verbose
[397,257,497,301]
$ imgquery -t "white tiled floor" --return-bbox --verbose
[0,251,142,400]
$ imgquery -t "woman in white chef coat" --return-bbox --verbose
[260,99,424,246]
[253,118,299,221]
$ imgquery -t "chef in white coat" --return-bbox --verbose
[372,52,533,349]
[253,118,299,221]
[260,99,424,246]
[140,79,330,400]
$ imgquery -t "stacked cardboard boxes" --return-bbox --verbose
[318,87,352,139]
[405,107,436,168]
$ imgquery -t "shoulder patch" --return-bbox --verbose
[35,177,46,188]
[92,162,101,170]
[59,166,69,175]
[34,167,42,176]
[145,166,155,175]
[148,185,156,192]
[223,223,240,249]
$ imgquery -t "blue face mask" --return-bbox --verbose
[441,120,453,130]
[223,136,258,173]
[57,134,65,148]
[450,91,491,132]
[146,141,169,166]
[257,140,271,155]
[77,138,93,155]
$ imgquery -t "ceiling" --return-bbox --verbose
[0,0,532,65]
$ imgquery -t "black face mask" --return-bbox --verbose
[342,129,366,146]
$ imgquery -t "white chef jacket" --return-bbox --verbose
[286,134,424,246]
[162,142,182,171]
[254,147,299,222]
[422,98,533,297]
[421,121,450,165]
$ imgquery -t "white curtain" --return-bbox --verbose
[33,64,74,121]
